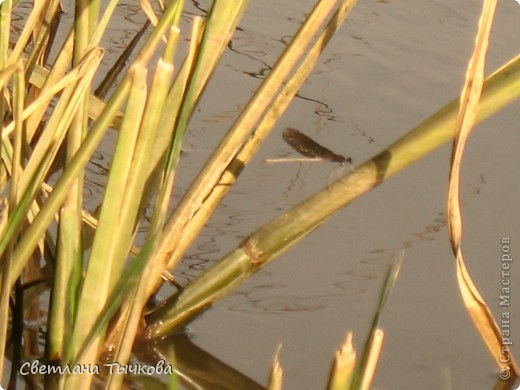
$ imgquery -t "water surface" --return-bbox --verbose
[176,1,520,389]
[13,0,520,388]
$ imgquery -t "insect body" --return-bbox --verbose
[282,128,352,165]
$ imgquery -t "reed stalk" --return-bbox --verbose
[1,0,519,388]
[145,52,520,336]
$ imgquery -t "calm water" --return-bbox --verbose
[12,0,520,388]
[175,1,520,389]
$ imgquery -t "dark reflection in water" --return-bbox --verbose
[136,334,265,390]
[226,35,273,79]
[228,294,327,314]
[431,1,467,28]
[364,211,447,264]
[227,285,366,314]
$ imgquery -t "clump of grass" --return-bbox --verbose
[1,0,519,388]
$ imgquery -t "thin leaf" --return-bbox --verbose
[71,238,156,365]
[104,60,175,390]
[357,329,384,390]
[350,258,401,389]
[67,64,148,368]
[0,63,23,378]
[446,0,517,375]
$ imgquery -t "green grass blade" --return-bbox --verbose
[70,238,156,366]
[350,258,402,388]
[47,207,83,361]
[150,0,248,183]
[94,32,181,374]
[145,26,181,238]
[67,65,148,371]
[101,61,176,390]
[47,0,94,359]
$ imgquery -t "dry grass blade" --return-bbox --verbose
[447,0,517,377]
[357,329,384,390]
[267,346,283,390]
[0,64,24,380]
[0,49,104,274]
[448,0,495,246]
[326,332,356,390]
[9,0,50,63]
[140,0,159,26]
[2,54,95,140]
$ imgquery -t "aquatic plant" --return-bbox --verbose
[0,0,519,388]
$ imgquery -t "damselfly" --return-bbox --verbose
[282,128,352,165]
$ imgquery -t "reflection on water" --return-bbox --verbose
[429,0,467,29]
[228,292,327,314]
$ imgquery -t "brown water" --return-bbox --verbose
[12,0,520,388]
[172,1,520,389]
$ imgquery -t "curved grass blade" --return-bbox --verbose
[447,0,518,377]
